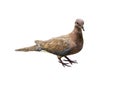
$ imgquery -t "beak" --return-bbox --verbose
[75,23,85,31]
[82,26,85,31]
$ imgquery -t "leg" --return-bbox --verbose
[57,56,71,67]
[64,56,78,64]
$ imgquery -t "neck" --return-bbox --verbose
[70,26,83,42]
[74,26,82,33]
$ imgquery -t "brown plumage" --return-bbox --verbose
[15,19,84,67]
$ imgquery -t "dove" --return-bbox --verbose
[15,19,84,67]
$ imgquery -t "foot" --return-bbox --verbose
[63,59,78,64]
[59,60,71,67]
[64,56,78,64]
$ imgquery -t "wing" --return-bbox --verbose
[42,36,72,56]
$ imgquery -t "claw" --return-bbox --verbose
[59,61,71,67]
[64,56,78,64]
[63,59,78,64]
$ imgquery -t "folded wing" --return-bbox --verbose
[35,35,72,56]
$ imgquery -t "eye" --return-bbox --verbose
[76,22,79,25]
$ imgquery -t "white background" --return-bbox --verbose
[0,0,120,85]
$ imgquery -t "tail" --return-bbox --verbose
[15,45,42,52]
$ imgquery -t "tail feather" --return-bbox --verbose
[15,45,42,52]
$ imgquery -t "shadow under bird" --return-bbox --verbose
[15,19,85,67]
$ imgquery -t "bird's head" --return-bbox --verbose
[75,19,85,31]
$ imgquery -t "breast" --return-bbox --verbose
[68,39,83,55]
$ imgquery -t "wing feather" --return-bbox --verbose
[43,36,72,56]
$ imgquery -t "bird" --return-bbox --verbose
[15,18,85,67]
